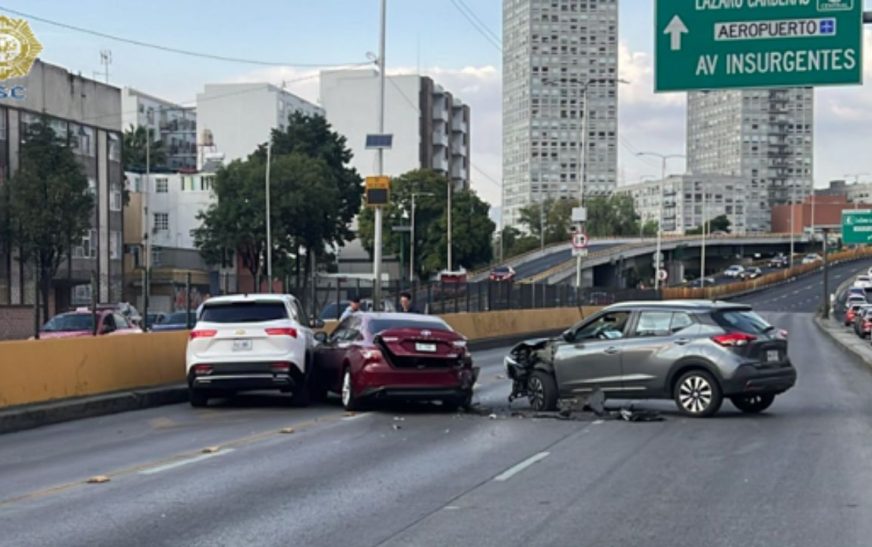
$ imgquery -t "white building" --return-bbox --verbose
[687,88,814,232]
[618,175,748,235]
[196,83,323,169]
[319,69,471,189]
[121,88,196,171]
[502,0,619,229]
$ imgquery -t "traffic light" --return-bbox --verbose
[365,176,390,207]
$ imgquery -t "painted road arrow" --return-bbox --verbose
[664,15,689,51]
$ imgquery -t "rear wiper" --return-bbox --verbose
[762,325,776,333]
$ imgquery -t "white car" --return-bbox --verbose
[723,265,745,279]
[854,275,872,289]
[185,294,320,408]
[866,266,872,278]
[801,254,822,265]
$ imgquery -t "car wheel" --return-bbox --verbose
[528,371,558,411]
[444,389,474,412]
[674,370,722,418]
[341,369,361,411]
[189,389,209,408]
[730,394,775,414]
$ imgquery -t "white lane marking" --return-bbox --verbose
[493,451,550,482]
[139,448,234,475]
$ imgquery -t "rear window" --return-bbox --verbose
[712,310,773,335]
[42,313,93,332]
[200,301,287,323]
[369,318,450,334]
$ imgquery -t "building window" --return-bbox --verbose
[108,133,121,162]
[72,284,92,305]
[110,231,121,260]
[154,212,169,232]
[151,247,163,267]
[155,178,169,193]
[110,187,123,211]
[73,229,98,259]
[201,175,214,192]
[88,178,97,195]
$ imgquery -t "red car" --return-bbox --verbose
[313,313,478,411]
[489,266,516,282]
[38,309,143,339]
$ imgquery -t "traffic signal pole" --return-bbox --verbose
[372,0,387,311]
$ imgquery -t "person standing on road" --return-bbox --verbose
[399,292,421,314]
[340,296,362,321]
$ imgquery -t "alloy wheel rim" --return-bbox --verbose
[529,377,544,409]
[679,376,712,414]
[342,372,352,407]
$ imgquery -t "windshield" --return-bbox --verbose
[369,319,450,335]
[42,314,94,332]
[200,302,287,323]
[713,310,773,335]
[161,312,193,324]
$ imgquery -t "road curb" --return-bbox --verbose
[0,385,188,435]
[812,316,872,372]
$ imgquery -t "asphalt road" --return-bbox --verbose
[511,243,618,281]
[3,263,872,546]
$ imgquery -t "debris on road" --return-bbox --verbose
[86,475,110,484]
[488,413,498,420]
[202,446,220,453]
[618,407,664,422]
[279,427,295,434]
[392,424,403,430]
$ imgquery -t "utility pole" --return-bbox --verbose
[701,179,707,291]
[372,0,387,310]
[821,227,830,319]
[265,143,273,293]
[143,130,151,331]
[789,182,796,269]
[637,152,685,290]
[100,49,112,84]
[447,179,453,271]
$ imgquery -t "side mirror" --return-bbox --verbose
[310,318,325,329]
[314,331,328,344]
[561,330,574,343]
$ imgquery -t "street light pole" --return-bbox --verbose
[637,152,685,290]
[265,142,273,293]
[372,0,387,310]
[143,128,151,330]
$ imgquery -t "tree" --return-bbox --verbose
[5,119,93,323]
[518,197,580,247]
[123,125,167,172]
[642,220,659,237]
[358,169,495,280]
[586,194,641,237]
[194,113,363,293]
[686,214,731,235]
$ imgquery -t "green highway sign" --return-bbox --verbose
[842,210,872,245]
[655,0,863,92]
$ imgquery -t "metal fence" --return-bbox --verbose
[287,278,662,321]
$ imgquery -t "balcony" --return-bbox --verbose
[432,103,449,121]
[451,137,466,156]
[450,161,467,180]
[433,129,448,147]
[432,155,449,172]
[451,116,468,133]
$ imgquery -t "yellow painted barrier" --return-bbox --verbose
[0,332,188,409]
[0,308,601,410]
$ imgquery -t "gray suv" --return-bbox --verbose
[504,301,797,417]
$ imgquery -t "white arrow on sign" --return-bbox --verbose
[664,15,689,52]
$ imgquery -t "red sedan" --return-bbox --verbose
[38,309,143,339]
[313,313,478,411]
[489,266,516,282]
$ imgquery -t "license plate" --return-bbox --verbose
[766,349,779,362]
[415,342,437,353]
[232,339,252,352]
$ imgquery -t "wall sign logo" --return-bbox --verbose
[818,0,854,12]
[0,15,41,82]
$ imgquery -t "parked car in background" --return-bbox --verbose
[802,254,823,265]
[505,301,796,417]
[853,307,872,338]
[185,294,321,408]
[768,255,789,268]
[151,311,198,332]
[740,267,763,280]
[97,302,142,327]
[854,276,872,289]
[689,277,716,288]
[723,265,745,279]
[313,313,478,411]
[39,308,143,339]
[489,266,516,282]
[845,302,867,327]
[144,312,166,330]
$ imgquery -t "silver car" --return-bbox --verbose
[504,301,797,417]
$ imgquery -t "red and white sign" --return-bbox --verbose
[657,269,669,282]
[572,232,589,250]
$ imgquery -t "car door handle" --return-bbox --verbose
[604,346,620,355]
[674,338,690,346]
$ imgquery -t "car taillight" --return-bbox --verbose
[189,329,217,340]
[453,340,467,349]
[779,329,789,339]
[265,327,297,338]
[712,332,757,347]
[193,364,213,375]
[361,349,383,362]
[270,362,291,373]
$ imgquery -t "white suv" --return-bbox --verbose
[723,265,745,279]
[185,294,319,407]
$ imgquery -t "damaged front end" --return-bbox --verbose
[504,337,556,403]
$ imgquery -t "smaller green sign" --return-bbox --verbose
[841,210,872,244]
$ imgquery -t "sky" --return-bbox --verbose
[6,0,872,214]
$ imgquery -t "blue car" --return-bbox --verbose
[150,311,197,332]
